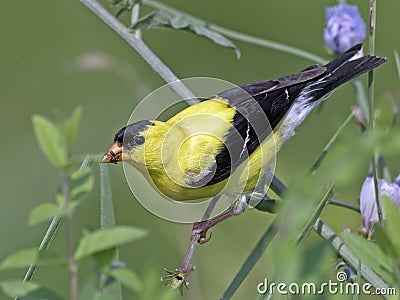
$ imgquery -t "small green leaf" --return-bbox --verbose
[64,107,82,152]
[0,248,37,270]
[111,268,142,293]
[1,280,63,299]
[133,10,240,58]
[380,197,400,257]
[341,232,394,285]
[32,115,67,168]
[69,167,94,202]
[93,248,116,270]
[100,282,123,300]
[394,49,400,80]
[0,248,66,270]
[74,226,147,260]
[28,202,60,226]
[1,280,39,298]
[374,225,398,258]
[100,164,116,229]
[189,23,240,58]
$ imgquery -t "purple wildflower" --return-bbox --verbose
[359,175,400,235]
[324,5,366,54]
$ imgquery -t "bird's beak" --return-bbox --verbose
[101,142,123,164]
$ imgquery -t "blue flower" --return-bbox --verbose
[359,175,400,235]
[324,5,366,54]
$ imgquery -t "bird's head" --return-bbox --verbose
[101,120,153,166]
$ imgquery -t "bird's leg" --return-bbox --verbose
[191,195,247,244]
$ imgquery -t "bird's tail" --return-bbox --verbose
[309,44,387,98]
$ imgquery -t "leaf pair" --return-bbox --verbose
[32,107,82,169]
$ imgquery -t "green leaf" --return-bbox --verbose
[374,225,398,259]
[93,248,116,270]
[1,280,39,298]
[0,248,66,270]
[111,268,143,293]
[341,232,395,285]
[100,164,116,229]
[1,280,63,299]
[32,115,67,168]
[394,49,400,80]
[0,248,37,270]
[378,197,400,257]
[74,226,148,260]
[133,10,240,58]
[69,167,94,202]
[190,23,240,58]
[28,202,61,226]
[64,107,82,152]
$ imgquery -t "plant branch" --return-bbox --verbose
[313,218,389,290]
[327,198,360,213]
[22,216,63,283]
[143,0,327,65]
[367,0,383,225]
[310,112,354,173]
[62,172,78,300]
[80,0,198,105]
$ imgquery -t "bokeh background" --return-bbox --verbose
[1,0,399,299]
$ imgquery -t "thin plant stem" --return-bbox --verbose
[20,159,91,288]
[22,216,63,282]
[327,199,360,213]
[223,180,387,299]
[352,78,369,123]
[310,112,354,173]
[313,219,389,290]
[80,0,199,105]
[296,184,334,246]
[143,0,327,65]
[99,164,122,298]
[368,0,383,225]
[62,171,78,300]
[221,218,279,300]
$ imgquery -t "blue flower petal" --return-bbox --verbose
[324,5,366,54]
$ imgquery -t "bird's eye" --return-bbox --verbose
[134,135,145,145]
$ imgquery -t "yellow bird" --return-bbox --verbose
[102,44,385,232]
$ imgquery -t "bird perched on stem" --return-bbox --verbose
[102,44,386,239]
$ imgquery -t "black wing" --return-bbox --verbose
[190,67,326,187]
[192,43,386,188]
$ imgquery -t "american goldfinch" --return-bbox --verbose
[102,44,386,205]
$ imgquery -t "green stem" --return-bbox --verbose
[22,216,63,282]
[313,219,388,290]
[99,164,122,299]
[62,171,78,300]
[310,112,354,173]
[352,78,369,123]
[368,0,383,225]
[296,184,334,246]
[143,0,327,65]
[327,199,360,213]
[21,158,91,285]
[221,219,279,300]
[223,181,387,299]
[80,0,199,105]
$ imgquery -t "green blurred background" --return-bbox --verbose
[1,0,399,299]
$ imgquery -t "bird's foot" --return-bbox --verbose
[190,195,248,244]
[191,221,213,244]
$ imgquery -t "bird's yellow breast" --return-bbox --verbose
[138,98,283,201]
